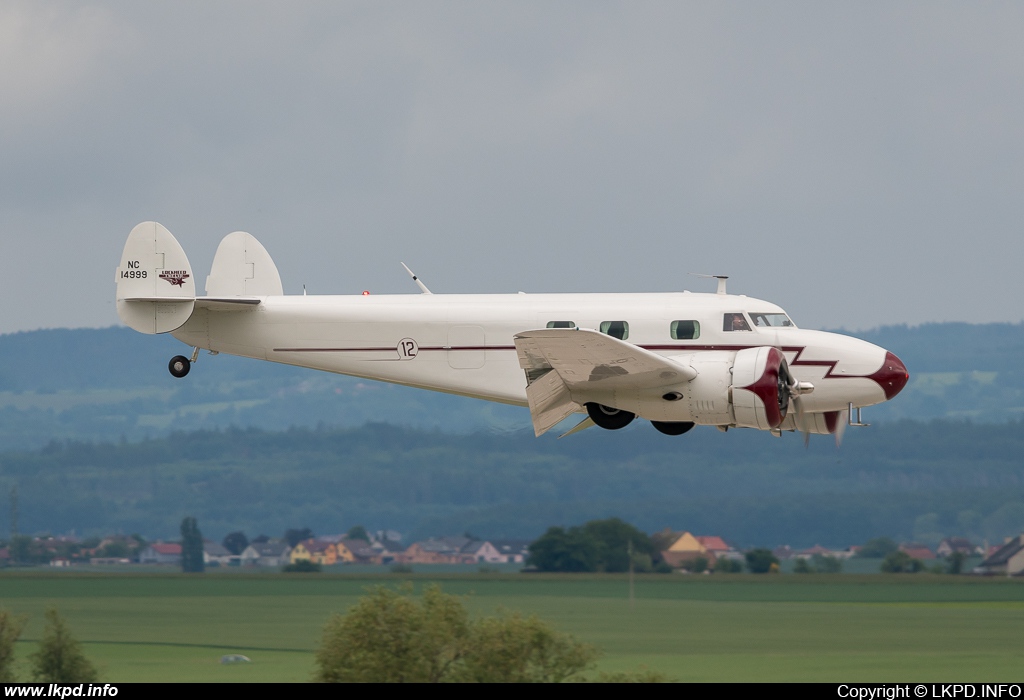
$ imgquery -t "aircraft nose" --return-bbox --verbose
[870,351,909,400]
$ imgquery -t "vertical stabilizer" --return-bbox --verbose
[205,231,284,297]
[115,222,196,334]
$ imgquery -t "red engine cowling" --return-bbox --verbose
[731,347,790,430]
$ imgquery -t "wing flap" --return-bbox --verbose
[514,328,696,391]
[524,369,582,437]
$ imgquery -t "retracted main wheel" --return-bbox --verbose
[651,421,695,436]
[585,402,635,430]
[168,355,191,378]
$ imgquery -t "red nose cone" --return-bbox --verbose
[870,351,909,400]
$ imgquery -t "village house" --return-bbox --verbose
[773,545,795,560]
[403,537,473,564]
[343,539,382,565]
[661,532,713,569]
[374,538,406,565]
[899,543,936,560]
[974,535,1024,576]
[290,539,338,566]
[139,542,181,565]
[936,537,981,557]
[203,541,237,567]
[490,540,531,564]
[240,540,291,567]
[459,540,504,564]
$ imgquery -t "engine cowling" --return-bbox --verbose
[730,346,791,430]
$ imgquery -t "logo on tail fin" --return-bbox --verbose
[159,270,190,287]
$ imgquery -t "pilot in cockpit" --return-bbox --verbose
[725,313,751,331]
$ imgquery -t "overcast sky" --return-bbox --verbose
[3,1,1023,333]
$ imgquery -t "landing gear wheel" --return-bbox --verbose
[585,402,635,430]
[168,355,191,378]
[651,421,695,436]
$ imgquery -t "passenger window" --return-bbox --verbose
[599,321,629,340]
[546,321,576,329]
[670,320,700,340]
[723,313,751,332]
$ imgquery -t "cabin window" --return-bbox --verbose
[670,320,700,340]
[749,312,794,328]
[599,321,629,340]
[546,321,576,329]
[723,313,752,332]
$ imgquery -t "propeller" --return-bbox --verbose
[834,407,849,448]
[778,357,814,445]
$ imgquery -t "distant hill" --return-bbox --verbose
[2,419,1022,549]
[0,322,1021,451]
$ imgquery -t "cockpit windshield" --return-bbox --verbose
[749,312,794,328]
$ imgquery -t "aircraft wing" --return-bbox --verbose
[513,328,696,436]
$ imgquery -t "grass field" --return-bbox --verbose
[2,572,1023,682]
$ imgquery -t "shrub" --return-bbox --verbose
[0,610,26,683]
[29,609,97,683]
[745,549,780,574]
[314,585,597,683]
[283,560,322,573]
[881,551,924,573]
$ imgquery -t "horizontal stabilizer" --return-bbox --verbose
[196,297,262,311]
[115,222,196,334]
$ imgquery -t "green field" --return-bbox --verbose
[2,572,1023,682]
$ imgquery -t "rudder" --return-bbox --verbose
[205,231,284,297]
[115,221,196,334]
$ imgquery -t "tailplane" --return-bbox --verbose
[115,222,196,334]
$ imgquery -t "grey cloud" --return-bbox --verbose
[2,1,1023,333]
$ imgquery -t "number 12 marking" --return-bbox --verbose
[397,338,418,360]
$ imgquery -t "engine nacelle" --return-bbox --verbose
[731,346,789,430]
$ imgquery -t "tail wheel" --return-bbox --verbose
[585,402,635,430]
[651,421,695,436]
[169,355,191,378]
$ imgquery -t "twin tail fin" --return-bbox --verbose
[115,222,282,334]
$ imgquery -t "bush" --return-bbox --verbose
[714,558,743,574]
[527,518,654,573]
[283,560,322,573]
[314,585,598,683]
[681,556,708,574]
[947,551,967,575]
[745,549,780,574]
[0,610,26,683]
[30,609,97,683]
[880,551,924,573]
[857,537,898,558]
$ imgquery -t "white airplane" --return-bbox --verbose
[115,222,908,439]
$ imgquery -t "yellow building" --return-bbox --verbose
[290,540,338,565]
[661,531,712,569]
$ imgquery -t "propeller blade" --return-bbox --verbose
[792,395,811,447]
[835,408,849,447]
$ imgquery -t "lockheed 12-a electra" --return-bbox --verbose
[115,222,908,440]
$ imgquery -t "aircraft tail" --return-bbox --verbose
[115,222,196,334]
[205,231,283,297]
